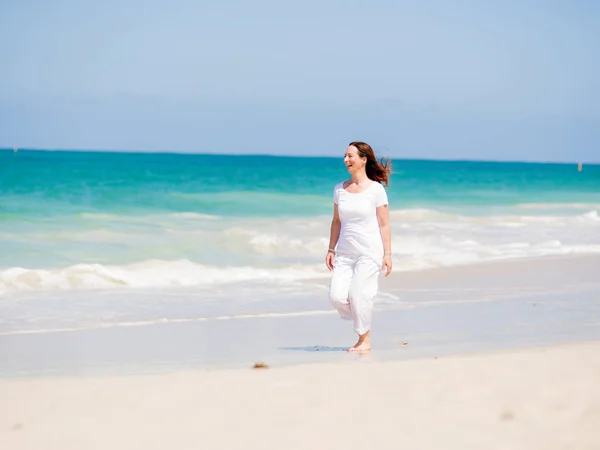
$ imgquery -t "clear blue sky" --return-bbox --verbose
[1,0,599,161]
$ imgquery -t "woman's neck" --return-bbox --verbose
[351,171,369,185]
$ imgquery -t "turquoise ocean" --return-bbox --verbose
[1,149,599,335]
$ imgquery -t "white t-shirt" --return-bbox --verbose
[333,180,389,260]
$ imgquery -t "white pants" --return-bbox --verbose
[329,253,381,335]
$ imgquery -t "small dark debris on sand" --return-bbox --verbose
[253,362,269,369]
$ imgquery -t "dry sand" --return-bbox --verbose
[1,340,599,450]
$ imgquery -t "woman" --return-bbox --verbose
[326,141,392,353]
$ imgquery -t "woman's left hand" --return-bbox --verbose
[382,254,392,276]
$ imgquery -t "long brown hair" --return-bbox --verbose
[349,141,391,186]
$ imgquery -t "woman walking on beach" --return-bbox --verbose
[326,142,392,353]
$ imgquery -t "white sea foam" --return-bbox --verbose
[167,212,222,220]
[2,207,599,295]
[80,212,222,222]
[516,202,600,210]
[0,260,330,295]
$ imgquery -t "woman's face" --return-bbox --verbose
[344,145,366,174]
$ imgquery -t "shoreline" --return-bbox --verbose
[1,253,599,379]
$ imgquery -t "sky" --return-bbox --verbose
[1,0,599,162]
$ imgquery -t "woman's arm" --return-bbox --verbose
[377,204,392,275]
[326,204,341,270]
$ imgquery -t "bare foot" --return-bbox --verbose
[348,331,371,353]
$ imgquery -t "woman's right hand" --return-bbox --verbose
[325,250,335,271]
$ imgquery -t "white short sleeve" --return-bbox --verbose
[333,183,341,204]
[375,183,388,207]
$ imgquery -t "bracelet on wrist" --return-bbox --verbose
[328,248,336,253]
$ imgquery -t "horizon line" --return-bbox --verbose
[1,147,598,166]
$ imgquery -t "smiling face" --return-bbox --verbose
[344,145,367,174]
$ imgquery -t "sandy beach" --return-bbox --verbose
[1,254,599,449]
[1,341,599,450]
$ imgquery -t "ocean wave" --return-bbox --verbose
[390,208,600,224]
[79,212,223,222]
[2,206,599,296]
[75,207,600,228]
[167,212,222,220]
[516,202,600,210]
[0,260,330,296]
[579,210,600,222]
[3,237,600,296]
